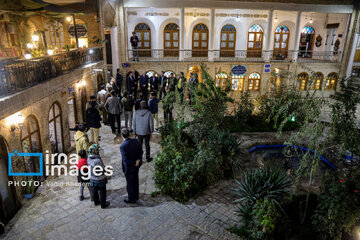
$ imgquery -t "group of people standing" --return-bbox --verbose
[72,67,199,208]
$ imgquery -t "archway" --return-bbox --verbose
[187,65,203,83]
[0,136,18,223]
[49,102,64,154]
[299,26,315,58]
[97,73,105,92]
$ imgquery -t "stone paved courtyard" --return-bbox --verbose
[1,113,241,240]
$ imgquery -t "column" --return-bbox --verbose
[265,10,273,61]
[117,0,128,64]
[209,8,215,61]
[346,33,359,78]
[292,11,302,62]
[179,8,185,61]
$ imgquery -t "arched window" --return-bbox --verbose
[49,102,64,154]
[21,115,42,180]
[248,72,261,91]
[164,23,179,57]
[325,72,338,90]
[297,72,309,90]
[164,71,174,78]
[231,75,245,91]
[273,25,290,59]
[247,24,263,57]
[192,23,208,57]
[220,24,236,57]
[216,72,228,89]
[146,70,157,78]
[134,23,151,57]
[310,72,323,90]
[299,26,315,58]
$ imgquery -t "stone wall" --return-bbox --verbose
[0,61,105,201]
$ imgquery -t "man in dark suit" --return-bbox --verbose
[116,68,123,96]
[127,72,135,95]
[149,73,158,93]
[139,71,149,100]
[159,71,168,100]
[120,128,143,203]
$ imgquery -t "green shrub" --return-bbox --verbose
[312,172,360,240]
[248,199,281,239]
[154,65,241,202]
[233,167,292,239]
[234,167,292,207]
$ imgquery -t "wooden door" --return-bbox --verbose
[0,136,18,223]
[192,24,208,57]
[273,25,289,59]
[247,25,263,58]
[220,24,236,57]
[134,23,151,57]
[164,23,179,57]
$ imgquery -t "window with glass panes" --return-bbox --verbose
[134,23,151,56]
[220,24,236,57]
[247,25,263,57]
[231,75,244,91]
[49,102,63,154]
[274,25,289,58]
[146,70,157,78]
[325,72,338,90]
[310,72,323,90]
[192,23,208,57]
[21,115,42,180]
[248,72,261,91]
[164,23,179,57]
[297,72,309,90]
[215,72,228,88]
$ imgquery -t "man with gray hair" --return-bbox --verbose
[133,101,154,162]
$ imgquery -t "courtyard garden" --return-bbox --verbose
[153,65,360,240]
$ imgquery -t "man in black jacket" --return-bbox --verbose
[86,96,102,144]
[120,128,143,203]
[139,71,149,100]
[116,68,123,96]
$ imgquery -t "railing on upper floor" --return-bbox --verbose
[0,47,104,97]
[127,49,342,63]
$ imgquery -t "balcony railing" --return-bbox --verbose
[128,49,342,63]
[0,47,103,96]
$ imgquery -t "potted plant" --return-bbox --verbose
[23,177,36,199]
